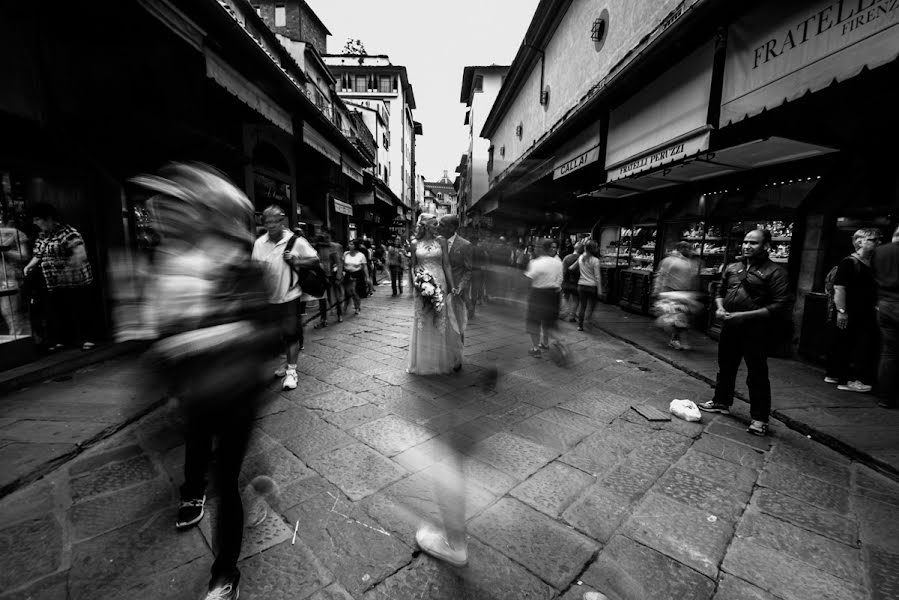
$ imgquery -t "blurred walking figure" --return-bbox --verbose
[525,239,563,357]
[386,239,406,296]
[561,242,583,322]
[824,228,881,393]
[571,240,602,331]
[314,230,343,328]
[438,215,472,368]
[251,205,319,390]
[129,163,279,600]
[0,212,30,337]
[652,241,702,350]
[469,236,489,317]
[23,202,96,351]
[342,239,370,315]
[871,224,899,408]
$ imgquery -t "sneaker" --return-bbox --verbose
[415,524,468,567]
[528,348,542,357]
[204,579,239,600]
[747,420,768,436]
[668,339,683,350]
[282,369,298,391]
[313,321,328,329]
[697,401,731,414]
[538,342,549,350]
[274,365,287,378]
[81,341,96,351]
[175,495,205,529]
[823,376,839,384]
[837,380,872,393]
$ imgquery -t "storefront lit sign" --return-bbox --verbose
[607,131,710,181]
[720,0,899,124]
[333,198,353,216]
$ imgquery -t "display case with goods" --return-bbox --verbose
[618,224,657,314]
[597,226,625,302]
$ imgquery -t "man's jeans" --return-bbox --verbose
[878,300,899,404]
[389,266,404,294]
[713,320,772,422]
[825,309,879,385]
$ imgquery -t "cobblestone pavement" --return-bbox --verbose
[2,283,898,600]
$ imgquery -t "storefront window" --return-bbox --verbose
[0,171,31,343]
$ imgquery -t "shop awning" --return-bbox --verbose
[585,136,839,199]
[606,39,715,182]
[341,155,364,184]
[303,122,340,166]
[205,50,293,135]
[552,121,602,180]
[720,0,899,126]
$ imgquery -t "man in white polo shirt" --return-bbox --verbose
[252,205,319,390]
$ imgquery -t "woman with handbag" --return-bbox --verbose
[23,203,96,351]
[342,239,370,316]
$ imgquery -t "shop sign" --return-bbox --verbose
[333,198,353,216]
[552,121,602,180]
[553,144,601,180]
[607,131,710,181]
[721,0,899,124]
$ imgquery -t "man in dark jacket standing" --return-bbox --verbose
[871,224,899,408]
[699,229,791,436]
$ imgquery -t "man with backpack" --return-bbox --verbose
[698,229,791,436]
[252,205,320,390]
[824,228,882,393]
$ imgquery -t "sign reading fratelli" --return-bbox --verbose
[720,0,899,124]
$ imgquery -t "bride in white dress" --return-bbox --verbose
[407,214,461,375]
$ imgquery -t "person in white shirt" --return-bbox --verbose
[251,205,319,390]
[570,239,602,331]
[525,239,564,356]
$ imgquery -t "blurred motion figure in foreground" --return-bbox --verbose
[127,163,279,600]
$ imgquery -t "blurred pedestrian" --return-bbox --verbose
[0,212,30,337]
[871,224,899,408]
[571,240,602,331]
[525,239,563,357]
[343,239,370,315]
[469,235,489,316]
[561,242,583,322]
[824,228,881,393]
[251,205,319,390]
[698,229,791,436]
[387,240,406,296]
[23,202,96,351]
[314,230,343,329]
[130,163,279,600]
[652,241,701,350]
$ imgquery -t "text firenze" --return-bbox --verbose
[753,0,898,69]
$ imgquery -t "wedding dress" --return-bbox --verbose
[407,239,461,375]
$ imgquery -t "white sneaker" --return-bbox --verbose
[282,369,298,390]
[824,376,839,384]
[837,380,872,393]
[274,365,287,378]
[415,523,468,567]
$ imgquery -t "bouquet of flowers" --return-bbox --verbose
[413,267,446,315]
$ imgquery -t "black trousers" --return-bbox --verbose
[712,321,772,423]
[878,300,899,405]
[389,266,404,294]
[180,395,255,585]
[825,310,878,385]
[47,284,95,346]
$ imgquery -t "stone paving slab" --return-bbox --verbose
[752,488,858,546]
[854,495,899,553]
[510,461,595,517]
[349,414,436,457]
[69,477,173,541]
[0,418,112,444]
[866,545,899,600]
[713,572,787,600]
[722,537,866,600]
[509,414,588,453]
[0,441,76,493]
[69,453,158,502]
[759,462,851,514]
[736,510,862,585]
[464,431,559,481]
[623,492,734,578]
[656,467,750,522]
[240,444,315,488]
[0,516,63,592]
[675,449,759,494]
[199,497,293,561]
[854,464,899,507]
[600,465,660,500]
[283,420,358,463]
[110,558,209,600]
[691,434,767,470]
[581,534,715,600]
[323,404,388,430]
[307,443,408,501]
[562,484,635,543]
[469,497,599,590]
[237,540,334,600]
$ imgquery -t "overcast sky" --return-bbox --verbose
[307,0,540,182]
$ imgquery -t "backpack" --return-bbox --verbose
[824,255,860,320]
[285,235,328,297]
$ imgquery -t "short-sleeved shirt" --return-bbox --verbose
[344,251,367,272]
[252,230,317,304]
[576,254,602,288]
[872,241,899,303]
[834,255,876,315]
[525,255,563,289]
[34,224,93,289]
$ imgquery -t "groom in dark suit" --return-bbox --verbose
[438,215,473,369]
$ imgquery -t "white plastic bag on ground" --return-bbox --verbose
[669,399,702,422]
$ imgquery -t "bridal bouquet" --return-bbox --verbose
[413,267,446,314]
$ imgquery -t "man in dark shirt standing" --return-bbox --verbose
[699,229,791,436]
[871,225,899,409]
